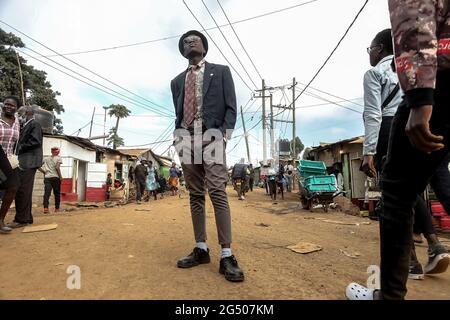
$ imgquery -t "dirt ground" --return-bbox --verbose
[1,187,449,300]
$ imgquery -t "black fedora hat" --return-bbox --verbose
[178,30,208,57]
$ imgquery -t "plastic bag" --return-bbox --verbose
[7,155,19,170]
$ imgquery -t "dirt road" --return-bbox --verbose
[1,188,449,300]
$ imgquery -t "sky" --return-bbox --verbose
[0,0,392,165]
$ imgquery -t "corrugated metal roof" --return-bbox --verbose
[44,133,131,157]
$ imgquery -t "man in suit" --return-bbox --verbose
[8,105,43,227]
[171,30,244,282]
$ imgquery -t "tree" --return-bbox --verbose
[0,28,65,133]
[107,128,124,149]
[291,136,305,159]
[107,104,131,149]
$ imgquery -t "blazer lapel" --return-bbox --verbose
[202,62,214,97]
[178,70,187,113]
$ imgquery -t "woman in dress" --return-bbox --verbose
[145,160,158,201]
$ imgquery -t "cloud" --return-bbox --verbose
[0,0,390,164]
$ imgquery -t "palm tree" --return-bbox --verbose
[107,128,125,149]
[108,104,131,149]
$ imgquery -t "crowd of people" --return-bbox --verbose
[130,159,181,204]
[229,160,297,202]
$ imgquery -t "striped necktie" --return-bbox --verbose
[183,65,198,125]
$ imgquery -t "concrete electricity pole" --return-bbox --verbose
[292,77,297,159]
[240,105,251,164]
[269,94,275,159]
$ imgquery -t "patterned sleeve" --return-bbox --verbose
[388,0,438,107]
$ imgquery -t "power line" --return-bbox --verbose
[201,0,258,89]
[234,97,252,131]
[234,97,255,131]
[297,83,364,107]
[0,20,172,116]
[217,0,263,80]
[250,104,262,121]
[152,123,176,151]
[33,0,320,58]
[227,134,245,154]
[228,117,263,154]
[70,121,91,136]
[290,0,369,106]
[91,122,174,140]
[121,139,174,148]
[300,90,362,114]
[16,49,174,117]
[182,0,254,92]
[158,144,173,157]
[296,98,362,109]
[128,114,175,118]
[21,46,173,117]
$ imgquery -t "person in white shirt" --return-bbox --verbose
[283,160,294,192]
[39,147,63,214]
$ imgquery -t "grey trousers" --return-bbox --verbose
[179,136,232,245]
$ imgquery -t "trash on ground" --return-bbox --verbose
[287,242,322,254]
[339,249,360,258]
[360,210,369,217]
[255,222,270,227]
[23,223,58,233]
[76,203,99,208]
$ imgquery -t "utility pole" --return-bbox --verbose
[292,77,296,159]
[269,94,275,159]
[103,106,109,146]
[15,51,26,105]
[240,105,251,164]
[89,107,96,138]
[261,79,267,165]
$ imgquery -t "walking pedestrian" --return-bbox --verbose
[347,1,450,300]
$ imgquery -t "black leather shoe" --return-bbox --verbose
[177,247,211,268]
[219,255,244,282]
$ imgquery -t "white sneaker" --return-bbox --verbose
[240,195,245,200]
[345,283,375,300]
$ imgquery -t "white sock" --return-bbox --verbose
[221,248,232,259]
[196,242,208,252]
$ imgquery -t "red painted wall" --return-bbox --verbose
[85,185,107,202]
[61,178,77,202]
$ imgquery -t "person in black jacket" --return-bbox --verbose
[8,106,43,227]
[171,30,244,282]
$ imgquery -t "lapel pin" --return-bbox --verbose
[210,73,214,76]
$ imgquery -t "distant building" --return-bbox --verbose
[117,148,172,177]
[32,134,134,206]
[306,136,366,204]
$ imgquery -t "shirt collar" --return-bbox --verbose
[0,115,19,127]
[23,117,35,127]
[188,59,206,71]
[376,54,394,66]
